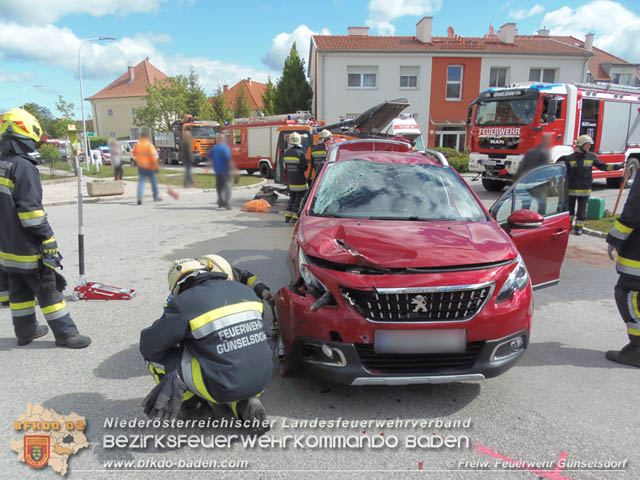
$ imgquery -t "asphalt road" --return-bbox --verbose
[1,179,637,480]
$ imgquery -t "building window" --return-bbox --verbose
[529,68,556,83]
[489,67,508,87]
[435,126,466,151]
[613,73,632,85]
[400,66,418,88]
[586,72,595,84]
[110,131,116,138]
[132,107,136,116]
[233,128,242,145]
[347,67,377,88]
[107,108,114,116]
[446,65,463,100]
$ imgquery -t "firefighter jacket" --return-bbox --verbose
[310,141,328,175]
[607,176,640,289]
[140,271,272,404]
[132,138,159,170]
[284,145,308,191]
[0,150,54,273]
[564,150,615,196]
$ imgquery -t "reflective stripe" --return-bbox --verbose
[44,305,69,321]
[610,220,634,241]
[311,150,326,156]
[628,292,640,321]
[0,185,12,195]
[181,349,215,402]
[292,213,299,220]
[20,216,46,227]
[0,251,41,270]
[284,211,293,217]
[189,301,263,331]
[575,220,585,226]
[0,290,8,302]
[284,156,300,163]
[42,236,56,245]
[18,210,45,220]
[41,301,66,315]
[191,308,262,340]
[229,401,239,418]
[0,177,14,189]
[247,275,257,287]
[569,161,576,166]
[583,160,593,166]
[569,189,591,196]
[617,255,640,277]
[11,307,35,317]
[10,300,36,310]
[289,183,308,191]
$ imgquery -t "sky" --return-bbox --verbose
[1,0,640,118]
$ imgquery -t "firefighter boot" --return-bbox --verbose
[231,397,269,435]
[17,324,49,346]
[1,301,8,307]
[605,337,640,368]
[574,226,583,235]
[55,333,92,349]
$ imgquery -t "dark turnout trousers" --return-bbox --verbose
[0,269,8,304]
[568,194,589,228]
[8,272,78,341]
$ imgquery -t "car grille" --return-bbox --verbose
[478,137,520,150]
[341,284,493,323]
[355,342,484,375]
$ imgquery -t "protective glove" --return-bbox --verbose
[261,289,273,302]
[607,244,617,261]
[42,237,59,255]
[614,163,625,171]
[142,370,186,421]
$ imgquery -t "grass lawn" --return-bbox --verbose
[39,173,70,181]
[585,215,618,233]
[156,173,263,189]
[83,165,141,178]
[41,159,73,171]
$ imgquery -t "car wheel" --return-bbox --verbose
[246,169,257,176]
[259,164,271,178]
[625,157,639,188]
[481,177,506,192]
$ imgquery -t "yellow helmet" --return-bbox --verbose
[1,108,42,143]
[288,132,302,145]
[576,135,594,147]
[168,258,206,295]
[197,254,234,280]
[318,129,332,140]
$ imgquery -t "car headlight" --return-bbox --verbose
[496,255,529,304]
[298,248,328,297]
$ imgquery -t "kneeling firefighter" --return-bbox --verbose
[0,108,90,348]
[139,255,273,424]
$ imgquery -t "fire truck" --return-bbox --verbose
[155,115,219,166]
[220,112,317,178]
[467,82,640,191]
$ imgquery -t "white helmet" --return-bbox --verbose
[318,129,332,140]
[289,132,302,145]
[168,258,206,295]
[197,254,234,280]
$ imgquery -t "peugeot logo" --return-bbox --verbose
[411,295,428,313]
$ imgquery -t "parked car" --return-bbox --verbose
[118,140,138,166]
[275,139,570,385]
[98,145,111,165]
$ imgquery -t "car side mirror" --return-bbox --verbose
[508,210,544,228]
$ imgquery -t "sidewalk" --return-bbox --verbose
[42,177,266,207]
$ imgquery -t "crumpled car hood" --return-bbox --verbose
[300,217,516,269]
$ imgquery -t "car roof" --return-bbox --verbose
[335,149,441,166]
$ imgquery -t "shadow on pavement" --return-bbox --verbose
[93,343,147,379]
[517,341,631,369]
[0,337,58,351]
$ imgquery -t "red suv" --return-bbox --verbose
[275,140,570,385]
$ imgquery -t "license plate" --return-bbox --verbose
[482,159,496,166]
[375,329,466,354]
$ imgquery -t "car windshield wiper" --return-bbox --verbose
[368,216,431,221]
[312,212,342,218]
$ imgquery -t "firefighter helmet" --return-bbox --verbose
[288,132,302,145]
[318,129,332,140]
[197,254,234,280]
[0,108,42,143]
[168,258,206,295]
[576,135,594,147]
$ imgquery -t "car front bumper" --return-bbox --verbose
[287,330,529,385]
[468,153,523,176]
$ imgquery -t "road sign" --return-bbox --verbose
[87,132,96,137]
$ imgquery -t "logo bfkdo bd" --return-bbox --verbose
[24,435,50,468]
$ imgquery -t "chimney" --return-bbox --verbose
[584,33,594,51]
[348,26,369,36]
[127,66,135,83]
[537,27,550,37]
[416,17,432,43]
[497,22,517,44]
[247,77,252,86]
[223,84,228,93]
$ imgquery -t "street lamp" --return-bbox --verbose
[76,36,115,287]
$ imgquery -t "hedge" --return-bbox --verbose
[38,143,62,160]
[89,137,109,149]
[432,147,469,173]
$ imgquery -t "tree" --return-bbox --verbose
[134,77,188,132]
[211,88,233,125]
[48,95,76,138]
[182,67,210,119]
[22,103,54,133]
[274,42,313,114]
[261,77,276,115]
[234,85,251,118]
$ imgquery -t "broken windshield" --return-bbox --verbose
[310,159,486,222]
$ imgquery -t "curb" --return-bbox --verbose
[583,227,608,239]
[41,177,76,185]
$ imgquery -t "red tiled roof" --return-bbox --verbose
[214,79,267,111]
[86,59,167,100]
[554,36,631,81]
[312,34,590,55]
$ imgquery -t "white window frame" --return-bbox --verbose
[489,67,508,87]
[107,108,114,117]
[435,129,466,151]
[347,67,377,89]
[399,66,419,89]
[110,131,116,138]
[132,107,136,116]
[529,68,557,83]
[446,65,463,101]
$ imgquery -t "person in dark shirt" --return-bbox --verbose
[514,133,552,181]
[180,131,194,188]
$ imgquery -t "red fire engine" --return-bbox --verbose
[467,82,640,191]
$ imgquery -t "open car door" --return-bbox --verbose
[489,164,570,289]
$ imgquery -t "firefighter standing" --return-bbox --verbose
[605,174,640,367]
[0,108,91,348]
[140,255,273,424]
[564,135,623,235]
[309,129,332,186]
[284,132,308,223]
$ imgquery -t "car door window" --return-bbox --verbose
[491,165,567,223]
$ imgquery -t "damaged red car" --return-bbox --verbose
[275,139,570,385]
